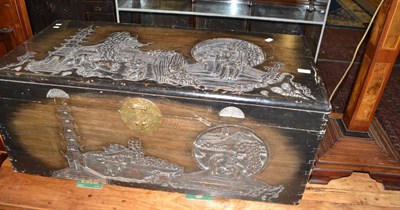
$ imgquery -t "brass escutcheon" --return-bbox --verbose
[119,98,162,134]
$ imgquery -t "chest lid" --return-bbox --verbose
[0,20,331,112]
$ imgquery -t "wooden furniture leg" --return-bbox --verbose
[0,0,32,56]
[0,133,7,168]
[312,0,400,189]
[343,0,400,131]
[0,28,18,56]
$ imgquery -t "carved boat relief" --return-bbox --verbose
[48,89,284,201]
[1,26,315,100]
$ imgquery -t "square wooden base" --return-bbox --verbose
[310,113,400,190]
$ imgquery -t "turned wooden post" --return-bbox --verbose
[343,0,400,131]
[0,0,33,45]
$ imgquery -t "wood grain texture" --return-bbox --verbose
[0,21,330,204]
[0,0,31,57]
[382,0,400,50]
[0,28,18,57]
[0,132,6,167]
[5,92,307,185]
[0,77,329,203]
[0,159,399,210]
[0,0,32,46]
[343,0,400,131]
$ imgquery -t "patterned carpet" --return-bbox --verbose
[376,66,400,153]
[327,0,372,28]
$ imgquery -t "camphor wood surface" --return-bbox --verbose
[343,0,400,131]
[0,159,399,210]
[0,0,32,56]
[6,92,304,186]
[0,20,329,204]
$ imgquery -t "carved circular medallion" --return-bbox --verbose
[193,125,269,177]
[191,38,266,67]
[119,98,162,134]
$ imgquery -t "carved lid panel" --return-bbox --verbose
[0,20,330,112]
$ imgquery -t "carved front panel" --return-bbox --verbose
[0,85,326,204]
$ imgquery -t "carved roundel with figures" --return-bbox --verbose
[191,38,266,67]
[193,125,269,177]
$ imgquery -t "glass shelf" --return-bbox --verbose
[115,0,331,62]
[116,0,327,25]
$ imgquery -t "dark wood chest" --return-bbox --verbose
[0,20,330,205]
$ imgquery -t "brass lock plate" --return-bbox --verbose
[119,98,162,135]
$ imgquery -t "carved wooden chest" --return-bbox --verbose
[0,21,330,205]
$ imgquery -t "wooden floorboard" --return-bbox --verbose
[0,160,399,210]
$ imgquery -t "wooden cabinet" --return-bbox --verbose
[25,0,83,34]
[0,0,32,57]
[0,132,6,167]
[25,0,116,34]
[81,0,116,22]
[115,0,330,62]
[0,29,17,56]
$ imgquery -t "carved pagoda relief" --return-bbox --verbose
[48,89,284,202]
[1,26,316,100]
[49,89,184,184]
